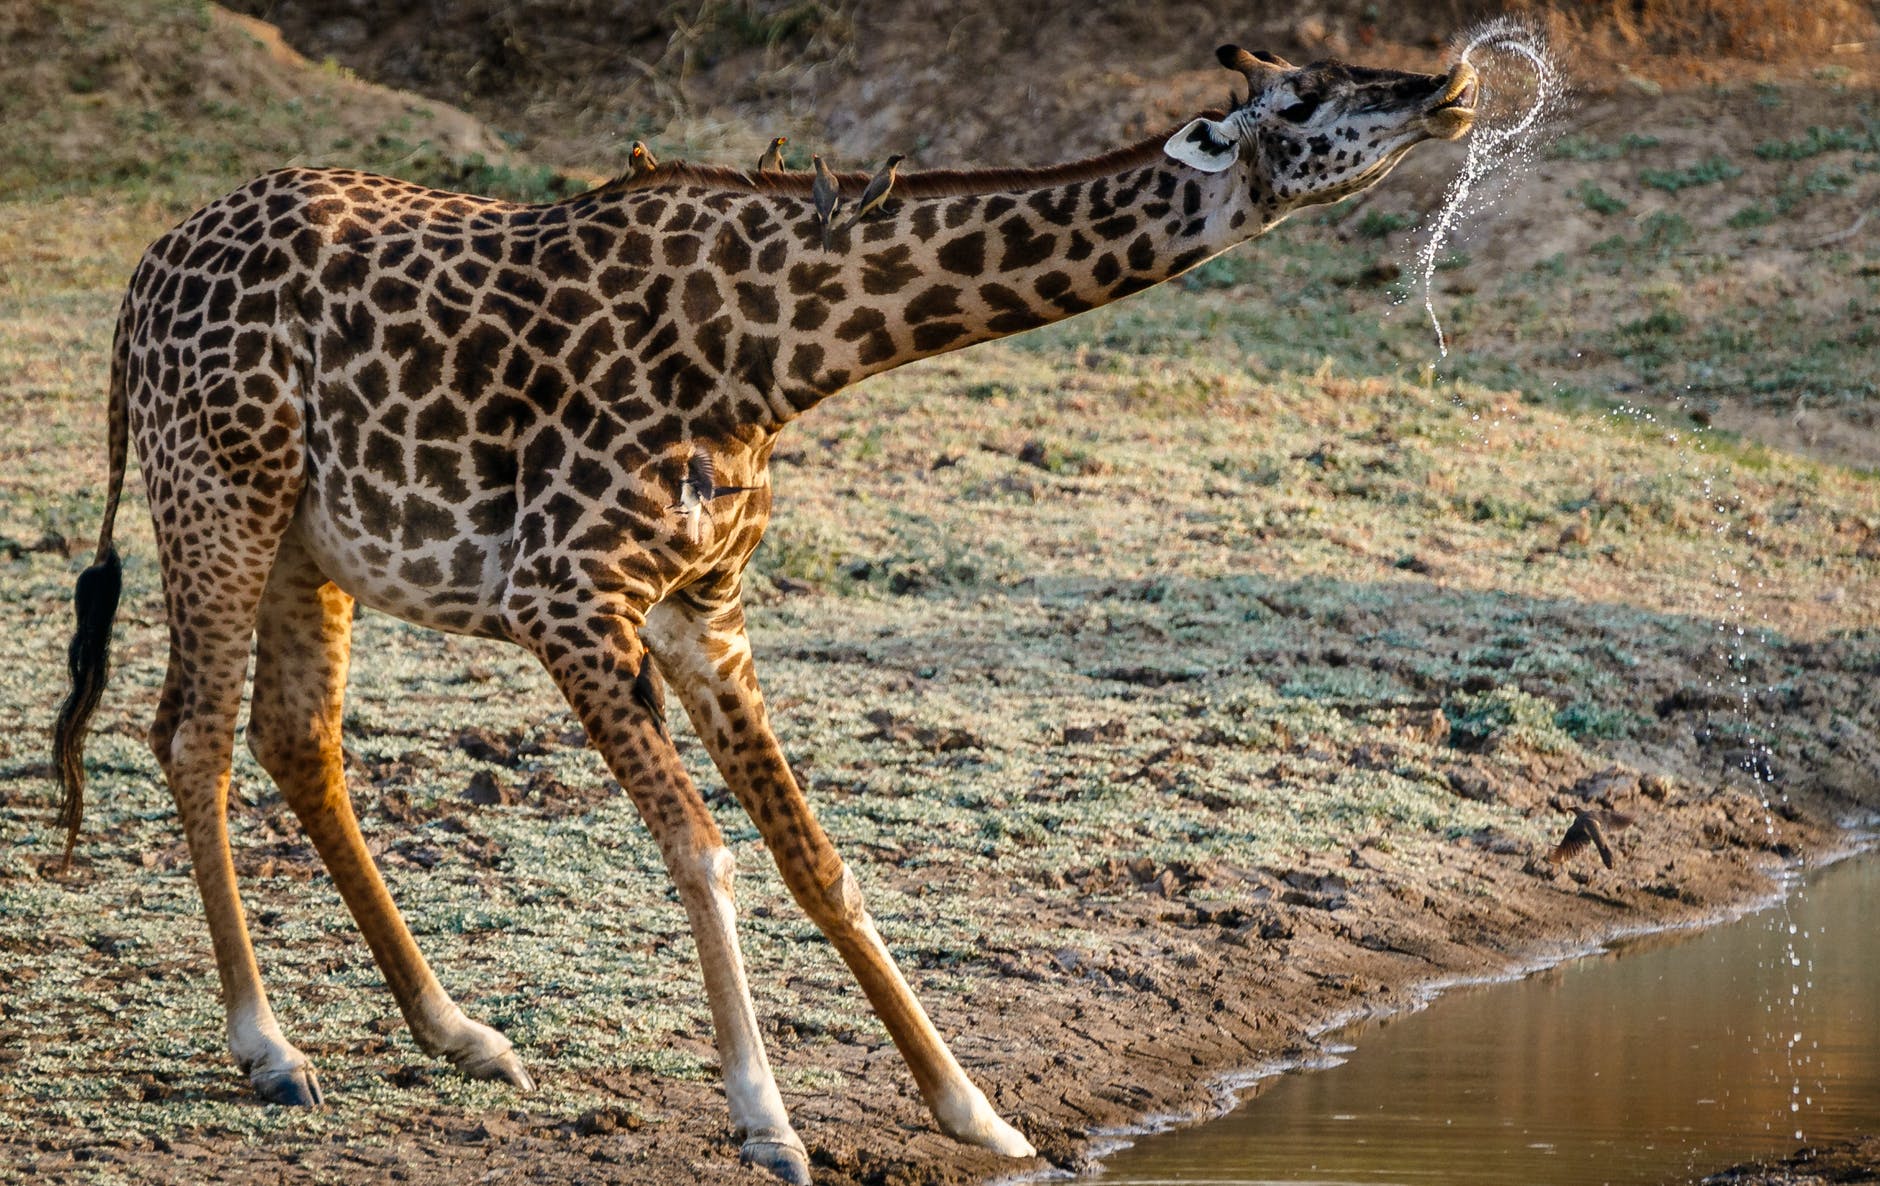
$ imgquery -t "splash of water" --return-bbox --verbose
[1687,415,1822,1144]
[1416,19,1567,356]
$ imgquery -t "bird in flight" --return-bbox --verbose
[1548,807,1634,869]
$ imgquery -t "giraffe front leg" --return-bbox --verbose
[508,590,809,1184]
[644,595,1036,1161]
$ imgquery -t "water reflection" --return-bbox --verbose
[1100,854,1878,1186]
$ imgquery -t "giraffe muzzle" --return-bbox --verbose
[1424,63,1479,140]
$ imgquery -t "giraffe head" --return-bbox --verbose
[1166,45,1478,212]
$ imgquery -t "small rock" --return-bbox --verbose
[1408,707,1448,746]
[457,727,513,766]
[1062,720,1127,745]
[463,771,515,807]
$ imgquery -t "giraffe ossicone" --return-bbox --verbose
[50,39,1476,1183]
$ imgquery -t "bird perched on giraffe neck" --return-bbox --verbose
[810,154,841,250]
[843,154,905,231]
[757,136,788,173]
[627,140,659,179]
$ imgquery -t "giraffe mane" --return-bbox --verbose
[577,113,1227,203]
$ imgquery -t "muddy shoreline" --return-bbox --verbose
[6,743,1873,1185]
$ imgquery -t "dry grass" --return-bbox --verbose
[1517,0,1876,59]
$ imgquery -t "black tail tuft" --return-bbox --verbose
[52,546,122,871]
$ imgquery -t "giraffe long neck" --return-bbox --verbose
[772,156,1255,417]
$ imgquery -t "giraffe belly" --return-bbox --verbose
[290,489,516,641]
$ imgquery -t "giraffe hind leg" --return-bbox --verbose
[148,519,323,1106]
[248,538,532,1090]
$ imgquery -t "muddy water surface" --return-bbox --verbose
[1100,852,1879,1185]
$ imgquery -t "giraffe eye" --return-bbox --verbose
[1279,99,1320,123]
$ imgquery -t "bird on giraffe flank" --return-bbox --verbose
[1548,807,1635,869]
[671,448,761,543]
[842,154,904,231]
[628,140,659,178]
[757,136,788,173]
[811,154,840,249]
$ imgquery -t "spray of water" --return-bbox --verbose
[1403,17,1825,1151]
[1415,18,1567,356]
[1685,416,1820,1145]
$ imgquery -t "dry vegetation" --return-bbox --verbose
[0,1,1876,1183]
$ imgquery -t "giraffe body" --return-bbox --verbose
[53,44,1477,1181]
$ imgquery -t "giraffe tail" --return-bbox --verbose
[51,310,130,872]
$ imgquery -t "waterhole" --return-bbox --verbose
[1098,851,1878,1185]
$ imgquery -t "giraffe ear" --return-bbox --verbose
[1163,116,1242,173]
[1217,44,1293,90]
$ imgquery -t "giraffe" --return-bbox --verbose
[50,45,1477,1183]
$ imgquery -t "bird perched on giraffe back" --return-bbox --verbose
[811,154,841,250]
[627,141,659,179]
[757,136,788,173]
[1548,807,1634,869]
[843,154,905,232]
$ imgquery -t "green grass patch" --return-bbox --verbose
[1356,210,1418,239]
[1753,125,1877,160]
[1638,157,1744,192]
[1575,181,1627,215]
[1549,132,1661,161]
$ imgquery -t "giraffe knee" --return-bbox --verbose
[245,711,328,791]
[147,718,177,774]
[814,865,866,929]
[693,846,738,903]
[148,691,183,774]
[245,716,296,782]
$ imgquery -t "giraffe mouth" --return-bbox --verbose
[1424,63,1479,139]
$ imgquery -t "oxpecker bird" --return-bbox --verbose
[843,153,905,230]
[757,136,788,173]
[628,140,658,178]
[811,154,841,249]
[672,448,761,542]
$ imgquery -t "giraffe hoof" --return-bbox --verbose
[252,1063,324,1107]
[459,1048,536,1092]
[740,1137,812,1185]
[935,1096,1036,1158]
